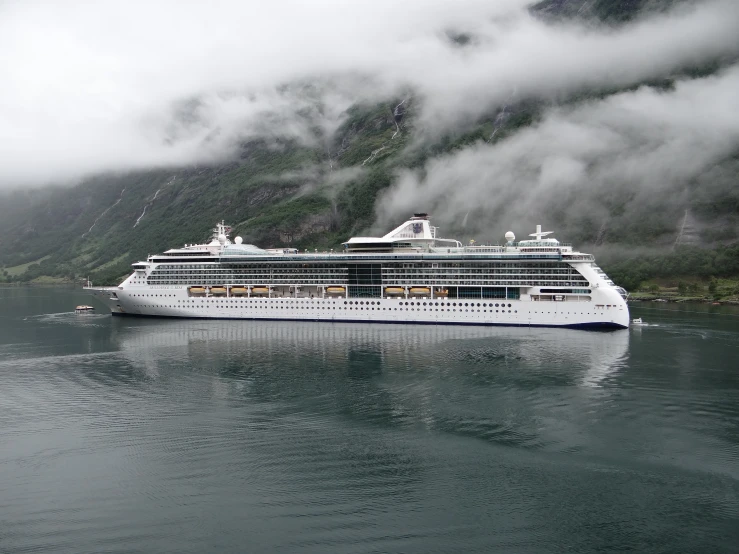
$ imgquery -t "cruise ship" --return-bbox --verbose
[86,214,629,329]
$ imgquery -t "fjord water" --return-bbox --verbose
[1,287,737,554]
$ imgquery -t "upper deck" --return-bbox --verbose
[142,215,594,265]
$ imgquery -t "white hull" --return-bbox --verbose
[88,286,629,329]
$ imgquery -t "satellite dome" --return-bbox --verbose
[218,234,227,244]
[505,231,515,242]
[235,236,243,245]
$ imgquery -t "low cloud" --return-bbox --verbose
[376,65,739,242]
[1,0,738,187]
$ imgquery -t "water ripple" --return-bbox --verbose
[1,292,739,553]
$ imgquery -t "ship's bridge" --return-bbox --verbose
[221,244,269,256]
[343,213,461,252]
[517,238,560,247]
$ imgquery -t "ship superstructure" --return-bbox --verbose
[87,214,629,329]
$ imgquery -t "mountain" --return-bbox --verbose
[1,0,738,292]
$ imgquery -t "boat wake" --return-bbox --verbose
[25,312,109,327]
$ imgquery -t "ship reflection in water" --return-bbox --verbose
[110,319,630,458]
[113,319,629,389]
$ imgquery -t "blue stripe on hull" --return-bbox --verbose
[110,312,627,331]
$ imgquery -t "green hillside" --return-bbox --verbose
[1,0,738,294]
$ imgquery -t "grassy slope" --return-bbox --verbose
[5,256,51,276]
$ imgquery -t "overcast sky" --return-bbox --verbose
[1,0,739,189]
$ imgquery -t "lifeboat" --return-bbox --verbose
[210,286,227,296]
[188,286,206,297]
[326,286,346,295]
[409,287,430,296]
[230,287,248,296]
[251,287,269,296]
[435,289,449,297]
[384,287,405,296]
[75,305,95,313]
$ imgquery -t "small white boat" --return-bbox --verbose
[632,317,644,325]
[75,305,95,313]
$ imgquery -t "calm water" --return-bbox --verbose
[1,287,738,554]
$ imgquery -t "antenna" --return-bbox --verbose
[529,224,553,240]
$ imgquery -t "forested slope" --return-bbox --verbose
[1,0,737,292]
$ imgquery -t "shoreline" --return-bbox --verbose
[628,296,739,306]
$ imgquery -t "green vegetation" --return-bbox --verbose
[606,245,739,298]
[5,255,51,276]
[628,277,739,303]
[0,1,735,289]
[1,93,737,288]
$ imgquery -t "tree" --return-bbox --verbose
[708,279,718,296]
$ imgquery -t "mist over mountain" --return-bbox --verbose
[1,0,738,288]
